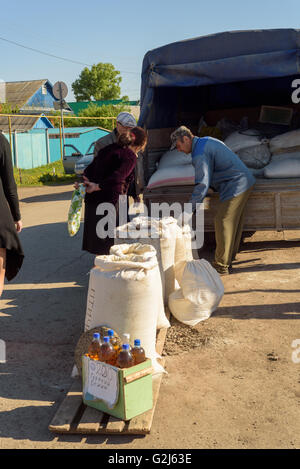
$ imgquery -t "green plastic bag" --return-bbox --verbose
[68,184,86,237]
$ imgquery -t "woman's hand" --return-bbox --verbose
[15,220,22,233]
[82,175,101,194]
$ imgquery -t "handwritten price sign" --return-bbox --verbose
[83,356,119,408]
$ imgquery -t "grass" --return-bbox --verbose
[14,160,78,186]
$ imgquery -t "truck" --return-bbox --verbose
[137,29,300,233]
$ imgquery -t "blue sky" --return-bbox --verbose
[1,0,299,101]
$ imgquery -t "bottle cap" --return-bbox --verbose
[93,333,100,339]
[134,339,141,347]
[107,329,114,337]
[103,336,110,343]
[123,344,130,350]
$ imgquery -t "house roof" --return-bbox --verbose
[0,114,52,132]
[5,79,49,109]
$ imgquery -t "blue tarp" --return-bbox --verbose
[139,29,300,128]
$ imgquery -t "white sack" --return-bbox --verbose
[158,149,192,168]
[174,223,194,286]
[182,224,194,262]
[270,151,300,162]
[147,165,195,189]
[264,157,300,178]
[115,217,178,305]
[270,129,300,154]
[84,243,169,374]
[181,259,224,320]
[168,288,211,326]
[224,130,264,153]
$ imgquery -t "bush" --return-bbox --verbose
[76,103,131,130]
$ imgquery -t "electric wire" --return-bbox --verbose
[0,35,140,75]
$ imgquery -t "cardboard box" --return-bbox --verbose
[82,355,153,420]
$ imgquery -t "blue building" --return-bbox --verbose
[48,127,109,162]
[4,79,72,114]
[0,125,109,169]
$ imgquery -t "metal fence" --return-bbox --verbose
[0,114,114,168]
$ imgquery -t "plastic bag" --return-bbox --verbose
[67,184,86,237]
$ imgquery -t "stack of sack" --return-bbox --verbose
[224,128,300,179]
[115,216,190,305]
[114,216,224,327]
[147,149,195,189]
[146,127,300,184]
[84,243,170,375]
[263,129,300,178]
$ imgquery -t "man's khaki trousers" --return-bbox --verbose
[214,186,253,272]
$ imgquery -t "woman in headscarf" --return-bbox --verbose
[80,126,147,255]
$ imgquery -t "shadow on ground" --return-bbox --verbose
[20,190,74,204]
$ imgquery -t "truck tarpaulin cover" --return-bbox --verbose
[138,29,300,129]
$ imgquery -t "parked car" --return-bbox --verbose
[63,144,84,174]
[75,142,95,176]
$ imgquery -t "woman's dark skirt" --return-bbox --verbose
[82,200,119,255]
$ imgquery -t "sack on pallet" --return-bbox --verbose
[270,129,300,154]
[84,243,168,374]
[168,288,211,326]
[109,243,170,330]
[147,165,195,189]
[264,157,300,178]
[115,216,178,305]
[157,149,192,168]
[171,259,224,325]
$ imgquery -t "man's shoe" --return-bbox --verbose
[212,261,230,275]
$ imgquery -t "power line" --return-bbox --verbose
[0,35,140,75]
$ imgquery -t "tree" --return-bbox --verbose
[72,63,122,101]
[76,103,131,130]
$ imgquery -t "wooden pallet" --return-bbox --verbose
[49,315,169,435]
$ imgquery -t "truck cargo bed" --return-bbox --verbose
[143,178,300,231]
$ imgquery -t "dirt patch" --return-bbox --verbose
[164,318,217,355]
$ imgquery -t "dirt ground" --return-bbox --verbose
[0,184,299,449]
